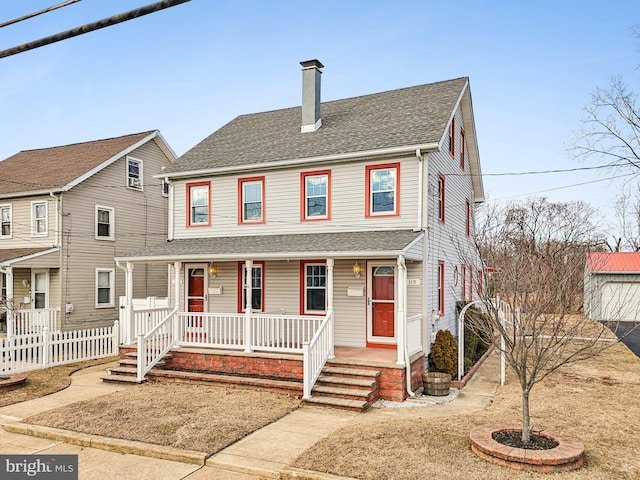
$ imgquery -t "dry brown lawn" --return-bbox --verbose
[0,358,117,407]
[24,383,300,454]
[10,339,640,479]
[293,341,640,479]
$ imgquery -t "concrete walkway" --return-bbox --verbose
[0,353,501,480]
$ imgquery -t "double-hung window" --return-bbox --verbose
[461,264,467,300]
[239,177,265,224]
[465,199,471,236]
[302,262,326,313]
[1,273,6,301]
[239,262,264,312]
[448,118,455,157]
[127,157,143,190]
[460,129,465,170]
[0,204,11,238]
[96,268,114,308]
[31,201,47,236]
[437,260,445,315]
[438,174,445,223]
[96,205,115,240]
[366,163,400,217]
[301,171,330,220]
[187,182,210,227]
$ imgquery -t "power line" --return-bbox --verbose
[0,0,191,59]
[0,0,82,29]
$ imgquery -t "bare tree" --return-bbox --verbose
[462,197,630,444]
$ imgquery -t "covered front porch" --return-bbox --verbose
[113,231,426,402]
[0,247,61,335]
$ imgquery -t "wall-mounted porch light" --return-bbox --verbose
[208,263,218,278]
[352,261,361,279]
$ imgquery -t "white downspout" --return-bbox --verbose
[167,179,174,241]
[1,266,14,337]
[397,255,415,396]
[416,149,423,231]
[116,260,134,344]
[244,260,253,353]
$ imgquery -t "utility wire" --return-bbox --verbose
[0,0,191,59]
[0,0,82,29]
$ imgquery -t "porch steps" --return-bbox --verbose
[100,353,169,385]
[304,366,381,412]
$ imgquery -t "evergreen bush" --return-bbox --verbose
[428,329,458,377]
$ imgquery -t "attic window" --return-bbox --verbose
[127,157,143,190]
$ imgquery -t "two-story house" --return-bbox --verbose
[111,61,484,408]
[0,131,175,333]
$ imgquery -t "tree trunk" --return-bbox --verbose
[521,388,531,443]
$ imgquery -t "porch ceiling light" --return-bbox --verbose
[352,261,361,279]
[208,263,218,278]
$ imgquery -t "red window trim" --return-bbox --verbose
[365,162,401,218]
[238,176,265,224]
[438,174,445,223]
[299,260,327,315]
[448,118,455,157]
[236,261,265,313]
[186,181,211,227]
[300,170,331,222]
[460,128,465,171]
[438,260,445,316]
[468,266,473,302]
[461,264,467,301]
[477,269,483,296]
[466,199,471,236]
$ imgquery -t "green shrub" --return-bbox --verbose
[428,329,458,377]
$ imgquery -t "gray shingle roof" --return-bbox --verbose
[116,230,422,261]
[164,78,468,174]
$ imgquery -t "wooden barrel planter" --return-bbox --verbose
[422,372,452,396]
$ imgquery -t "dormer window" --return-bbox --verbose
[127,157,143,190]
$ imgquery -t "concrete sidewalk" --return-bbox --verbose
[0,353,501,479]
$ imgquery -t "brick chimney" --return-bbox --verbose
[300,59,324,133]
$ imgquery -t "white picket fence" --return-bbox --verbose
[0,321,119,374]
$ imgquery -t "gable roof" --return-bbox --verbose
[0,130,175,199]
[163,77,475,176]
[586,252,640,273]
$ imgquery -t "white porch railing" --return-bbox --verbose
[9,308,60,336]
[302,310,334,399]
[406,313,422,356]
[137,306,179,382]
[175,312,324,352]
[1,322,119,374]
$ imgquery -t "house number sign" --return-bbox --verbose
[407,278,421,286]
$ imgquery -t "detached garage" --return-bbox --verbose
[584,252,640,322]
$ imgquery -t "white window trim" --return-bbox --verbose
[304,174,329,220]
[188,183,210,226]
[95,268,115,308]
[31,200,48,237]
[0,204,12,239]
[303,262,327,314]
[95,205,115,241]
[126,156,143,191]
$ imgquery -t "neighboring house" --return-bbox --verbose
[113,61,484,406]
[0,131,176,332]
[584,252,640,322]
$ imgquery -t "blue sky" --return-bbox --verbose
[1,0,638,221]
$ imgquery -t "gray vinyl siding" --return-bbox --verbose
[333,259,367,347]
[172,155,420,239]
[0,195,55,249]
[425,106,480,339]
[59,140,171,328]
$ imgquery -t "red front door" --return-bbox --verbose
[371,265,395,338]
[187,267,205,312]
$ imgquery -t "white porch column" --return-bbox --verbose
[173,261,181,311]
[125,262,134,345]
[326,258,335,359]
[396,256,407,365]
[244,260,253,353]
[2,267,14,337]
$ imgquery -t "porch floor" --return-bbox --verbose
[333,346,397,363]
